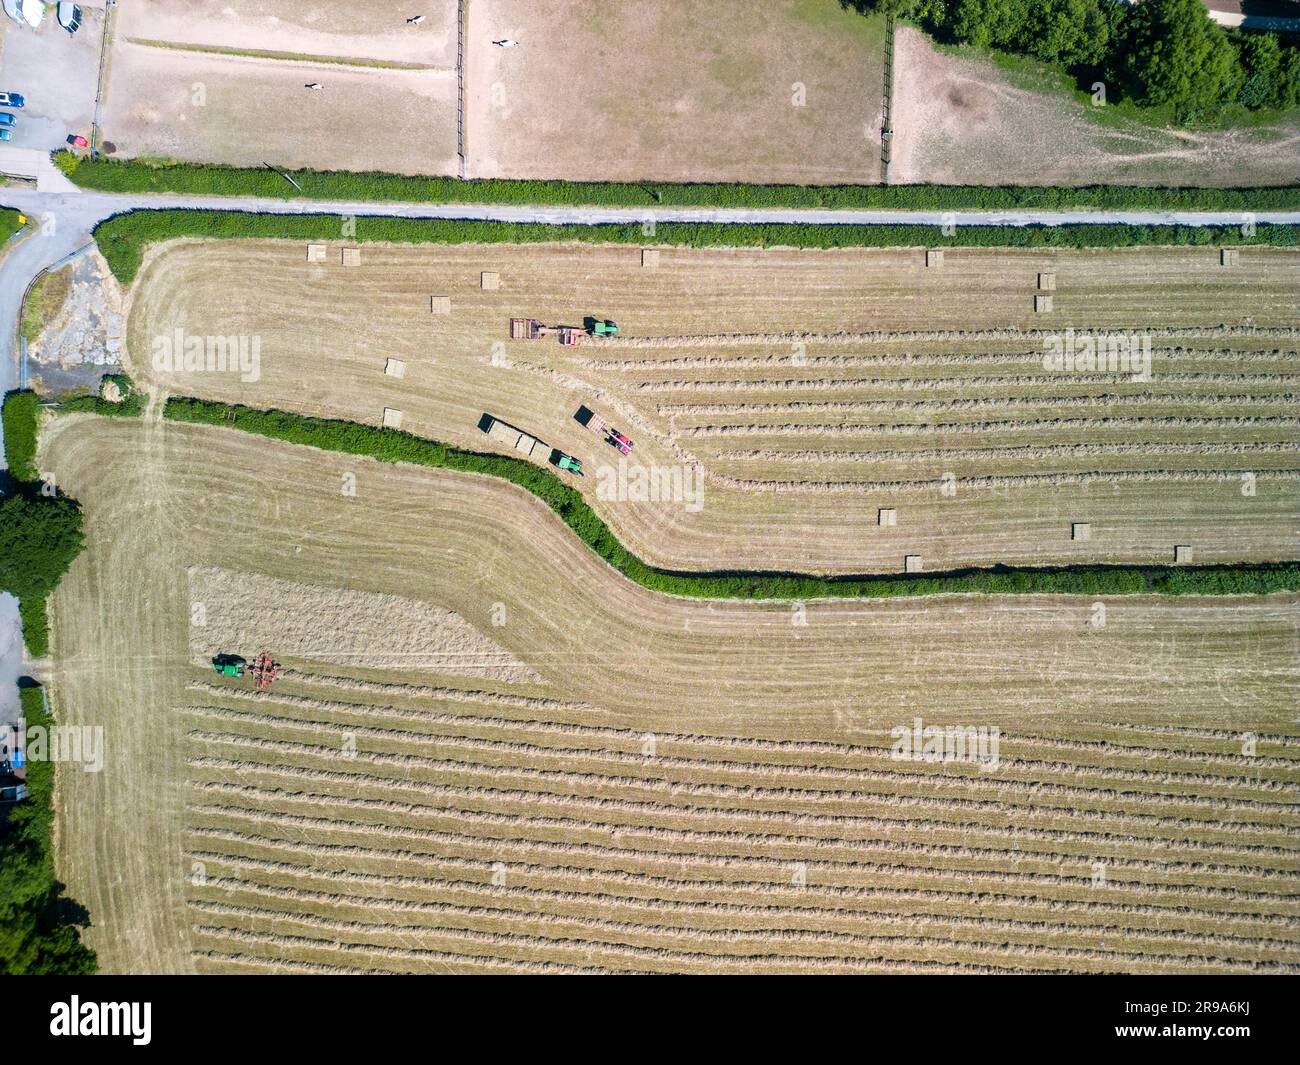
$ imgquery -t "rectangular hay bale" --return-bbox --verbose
[1037,272,1056,291]
[383,358,407,379]
[1034,294,1053,313]
[306,244,326,262]
[1174,544,1192,564]
[382,407,404,429]
[430,296,451,315]
[878,508,897,527]
[641,249,660,269]
[925,249,943,268]
[904,554,922,573]
[480,271,500,290]
[1220,248,1239,267]
[341,248,361,267]
[1072,522,1091,542]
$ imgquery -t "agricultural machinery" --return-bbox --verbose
[575,405,634,455]
[212,651,281,688]
[510,317,620,346]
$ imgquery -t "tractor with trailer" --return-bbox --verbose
[212,652,281,688]
[479,413,583,476]
[574,405,634,454]
[212,653,246,678]
[510,317,620,346]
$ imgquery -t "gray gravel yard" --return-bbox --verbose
[0,6,103,150]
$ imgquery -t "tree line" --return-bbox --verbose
[863,0,1300,122]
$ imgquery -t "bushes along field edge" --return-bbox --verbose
[162,396,1300,601]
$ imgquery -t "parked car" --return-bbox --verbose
[0,130,11,142]
[0,92,24,109]
[57,2,80,33]
[0,113,14,128]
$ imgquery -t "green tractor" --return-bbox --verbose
[212,653,247,678]
[554,453,584,477]
[585,317,619,337]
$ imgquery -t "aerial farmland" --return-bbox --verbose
[0,0,1298,1016]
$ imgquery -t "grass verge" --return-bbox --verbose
[20,267,72,345]
[0,208,25,245]
[163,396,1300,600]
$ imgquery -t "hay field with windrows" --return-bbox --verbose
[39,415,1300,974]
[124,239,1300,574]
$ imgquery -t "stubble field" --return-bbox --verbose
[39,414,1300,973]
[123,238,1300,574]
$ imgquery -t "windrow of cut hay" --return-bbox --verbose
[178,666,1300,974]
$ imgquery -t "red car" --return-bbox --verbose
[606,430,633,454]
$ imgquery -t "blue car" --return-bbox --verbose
[0,93,24,109]
[0,114,14,128]
[0,130,10,143]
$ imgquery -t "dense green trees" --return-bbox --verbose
[863,0,1300,124]
[0,493,85,610]
[0,686,97,974]
[1120,0,1241,120]
[2,391,86,657]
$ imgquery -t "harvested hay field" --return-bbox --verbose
[126,239,1300,574]
[465,0,886,183]
[39,415,1300,973]
[186,566,541,683]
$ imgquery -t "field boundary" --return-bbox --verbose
[56,153,1300,210]
[89,209,1299,286]
[160,397,1300,601]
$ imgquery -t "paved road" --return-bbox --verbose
[4,187,1300,233]
[0,182,1296,714]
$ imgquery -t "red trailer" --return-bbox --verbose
[574,405,633,453]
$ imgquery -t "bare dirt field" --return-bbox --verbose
[123,238,1300,574]
[465,0,886,183]
[115,0,458,67]
[101,2,459,175]
[39,414,1300,973]
[891,26,1300,187]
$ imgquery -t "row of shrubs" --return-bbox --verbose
[163,397,1299,600]
[0,683,97,974]
[1,391,93,658]
[93,209,1298,285]
[57,152,1300,210]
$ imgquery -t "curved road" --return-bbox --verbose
[0,183,1296,713]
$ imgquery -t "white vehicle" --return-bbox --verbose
[57,1,80,33]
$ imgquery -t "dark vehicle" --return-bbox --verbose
[0,92,24,109]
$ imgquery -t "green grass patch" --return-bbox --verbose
[57,374,145,418]
[60,152,1300,210]
[0,684,96,974]
[163,396,1300,602]
[92,209,1298,286]
[2,390,40,482]
[0,208,25,245]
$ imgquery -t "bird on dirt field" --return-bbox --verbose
[492,39,518,47]
[407,15,425,24]
[304,83,323,90]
